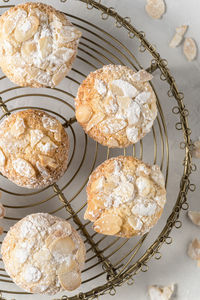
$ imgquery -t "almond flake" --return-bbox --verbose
[94,214,122,235]
[86,112,105,131]
[148,284,175,300]
[76,104,93,124]
[183,38,197,61]
[126,126,139,143]
[117,96,132,110]
[110,80,138,98]
[145,0,166,19]
[136,176,151,196]
[169,25,188,48]
[38,155,57,169]
[11,118,26,137]
[128,216,143,231]
[14,15,39,42]
[12,158,36,178]
[132,70,153,82]
[48,236,75,259]
[37,137,58,155]
[59,26,82,43]
[188,238,200,260]
[188,211,200,226]
[30,129,44,147]
[176,25,188,36]
[52,64,69,86]
[58,262,81,291]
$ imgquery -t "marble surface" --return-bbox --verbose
[0,0,200,299]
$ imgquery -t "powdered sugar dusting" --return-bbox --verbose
[95,79,107,97]
[23,265,41,283]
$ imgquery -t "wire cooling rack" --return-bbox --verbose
[0,0,196,299]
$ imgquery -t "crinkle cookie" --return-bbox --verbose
[75,65,157,148]
[84,156,166,237]
[1,213,86,295]
[0,109,69,188]
[0,2,82,87]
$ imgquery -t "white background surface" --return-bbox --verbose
[0,0,200,300]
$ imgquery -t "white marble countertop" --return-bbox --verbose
[0,0,200,300]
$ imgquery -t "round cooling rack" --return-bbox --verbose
[0,0,196,299]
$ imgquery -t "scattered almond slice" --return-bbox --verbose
[58,262,81,291]
[76,246,86,269]
[117,96,132,110]
[192,139,200,158]
[0,148,6,167]
[86,112,105,131]
[11,118,26,137]
[188,238,200,261]
[107,137,119,148]
[128,216,143,231]
[145,0,166,20]
[109,80,138,98]
[169,25,188,48]
[132,70,153,82]
[176,25,188,36]
[93,214,122,235]
[0,203,5,219]
[39,36,52,58]
[52,64,69,86]
[76,104,93,124]
[148,284,175,300]
[48,236,76,257]
[183,38,197,61]
[188,211,200,226]
[45,228,71,248]
[38,155,57,169]
[14,15,39,42]
[30,129,44,148]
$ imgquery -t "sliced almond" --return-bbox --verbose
[75,246,86,269]
[100,118,127,134]
[136,176,151,196]
[52,64,69,86]
[0,203,5,219]
[48,236,76,257]
[192,139,200,158]
[107,137,119,148]
[58,262,81,291]
[95,79,107,97]
[38,155,57,169]
[39,36,52,58]
[128,216,143,231]
[126,126,139,143]
[109,80,138,98]
[30,129,44,148]
[183,38,197,61]
[76,104,93,124]
[132,70,153,82]
[188,238,200,260]
[169,33,183,48]
[103,95,118,114]
[14,15,39,42]
[148,284,175,300]
[103,181,117,194]
[3,10,27,36]
[188,211,200,226]
[45,230,68,248]
[169,25,188,48]
[37,137,57,155]
[90,176,105,193]
[86,112,105,131]
[59,26,82,43]
[145,0,166,19]
[21,41,37,56]
[93,214,122,235]
[11,118,26,137]
[12,158,36,178]
[117,96,132,110]
[0,148,6,167]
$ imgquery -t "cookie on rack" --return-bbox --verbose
[84,156,166,237]
[1,213,86,295]
[0,109,69,188]
[0,2,82,87]
[75,65,157,148]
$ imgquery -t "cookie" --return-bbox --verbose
[0,109,69,188]
[84,156,166,237]
[75,65,157,148]
[0,2,82,87]
[1,213,86,295]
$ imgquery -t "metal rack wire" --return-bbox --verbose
[0,0,196,299]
